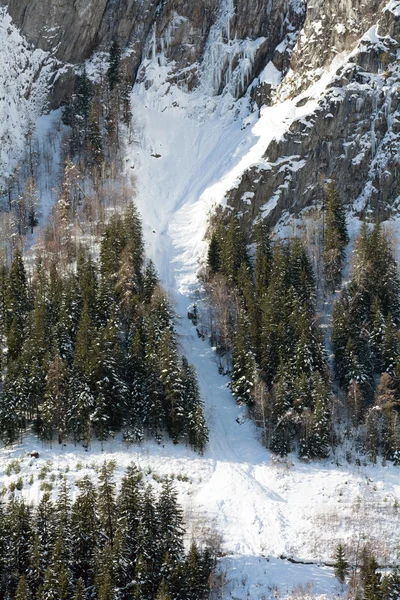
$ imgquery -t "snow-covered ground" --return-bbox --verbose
[1,9,400,600]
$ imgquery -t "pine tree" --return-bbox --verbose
[156,578,172,600]
[334,543,348,584]
[143,260,159,303]
[117,464,143,586]
[300,372,330,459]
[92,392,110,445]
[74,302,94,378]
[182,542,204,600]
[323,181,348,290]
[95,543,116,600]
[157,479,184,565]
[220,215,248,284]
[254,220,273,298]
[42,354,69,444]
[74,68,93,150]
[33,493,56,579]
[6,248,29,361]
[207,233,221,275]
[98,462,117,545]
[158,329,186,443]
[107,40,122,91]
[231,308,256,405]
[7,500,33,592]
[91,314,127,431]
[15,574,30,600]
[136,485,159,595]
[362,552,381,600]
[88,103,104,166]
[68,371,95,446]
[73,578,87,600]
[181,357,208,453]
[269,362,295,456]
[71,476,99,586]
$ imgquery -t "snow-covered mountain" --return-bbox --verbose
[1,1,400,598]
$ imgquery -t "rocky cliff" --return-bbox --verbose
[0,0,304,88]
[227,0,400,227]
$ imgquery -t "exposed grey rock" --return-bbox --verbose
[225,1,400,229]
[1,0,305,97]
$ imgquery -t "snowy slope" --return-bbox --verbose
[123,26,400,595]
[0,8,56,189]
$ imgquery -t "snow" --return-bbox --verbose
[361,25,381,45]
[0,8,55,187]
[335,24,346,35]
[384,0,400,17]
[122,33,400,595]
[259,62,283,86]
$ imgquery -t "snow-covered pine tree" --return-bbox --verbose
[157,479,184,566]
[97,462,117,545]
[231,308,257,406]
[181,357,209,452]
[158,329,186,443]
[71,476,99,586]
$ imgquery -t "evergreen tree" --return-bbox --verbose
[74,302,94,378]
[333,543,348,584]
[41,353,69,444]
[88,103,104,166]
[207,233,221,274]
[181,357,209,453]
[15,574,30,600]
[362,553,381,600]
[220,216,248,284]
[300,372,330,459]
[158,329,186,443]
[231,308,256,405]
[6,248,29,361]
[254,220,273,298]
[107,40,122,91]
[71,476,99,586]
[323,181,348,290]
[68,372,95,446]
[157,479,184,565]
[143,260,159,303]
[73,578,87,600]
[98,462,117,545]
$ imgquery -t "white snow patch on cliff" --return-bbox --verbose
[0,8,55,186]
[384,0,400,17]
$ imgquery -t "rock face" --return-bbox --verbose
[226,0,400,227]
[1,0,159,69]
[1,0,305,89]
